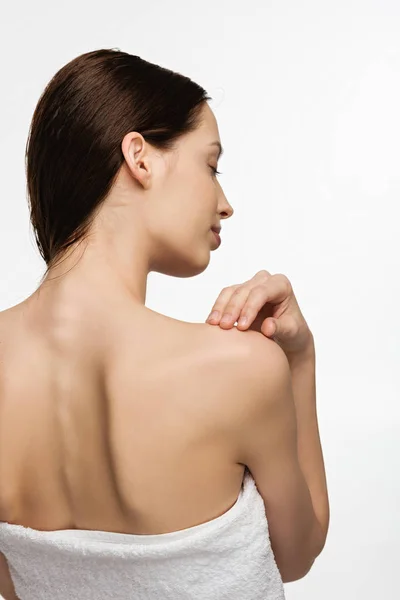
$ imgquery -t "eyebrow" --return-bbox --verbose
[209,141,224,159]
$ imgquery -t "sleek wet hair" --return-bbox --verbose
[25,48,211,276]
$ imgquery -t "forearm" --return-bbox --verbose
[287,337,330,549]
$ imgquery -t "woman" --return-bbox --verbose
[0,49,329,599]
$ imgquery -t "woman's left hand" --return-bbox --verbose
[205,270,313,357]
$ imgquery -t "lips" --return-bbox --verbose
[211,229,221,248]
[211,226,221,234]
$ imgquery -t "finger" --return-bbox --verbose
[218,285,252,329]
[261,314,298,341]
[236,270,272,329]
[206,285,241,324]
[236,284,271,329]
[216,271,271,328]
[238,276,290,328]
[251,269,272,282]
[260,318,278,338]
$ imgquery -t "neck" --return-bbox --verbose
[39,236,150,307]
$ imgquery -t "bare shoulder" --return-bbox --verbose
[195,322,290,389]
[174,322,289,425]
[165,317,284,376]
[106,309,289,432]
[189,323,295,454]
[147,313,290,395]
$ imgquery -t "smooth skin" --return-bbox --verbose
[0,102,321,598]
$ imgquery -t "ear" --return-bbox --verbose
[121,132,151,188]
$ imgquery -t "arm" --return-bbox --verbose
[232,333,327,582]
[0,552,19,600]
[287,336,330,549]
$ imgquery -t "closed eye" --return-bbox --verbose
[210,166,223,177]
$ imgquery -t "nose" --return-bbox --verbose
[218,188,234,220]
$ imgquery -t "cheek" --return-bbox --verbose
[151,170,215,239]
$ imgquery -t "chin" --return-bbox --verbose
[152,248,211,278]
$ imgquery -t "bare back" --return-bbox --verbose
[0,291,247,536]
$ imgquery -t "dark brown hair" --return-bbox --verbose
[25,48,211,277]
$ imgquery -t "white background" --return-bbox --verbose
[1,1,399,598]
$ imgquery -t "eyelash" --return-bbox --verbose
[210,166,223,177]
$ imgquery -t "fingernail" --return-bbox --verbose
[220,313,232,325]
[207,311,220,321]
[238,316,248,327]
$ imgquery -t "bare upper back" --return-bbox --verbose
[0,292,251,535]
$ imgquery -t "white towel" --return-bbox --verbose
[0,468,285,599]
